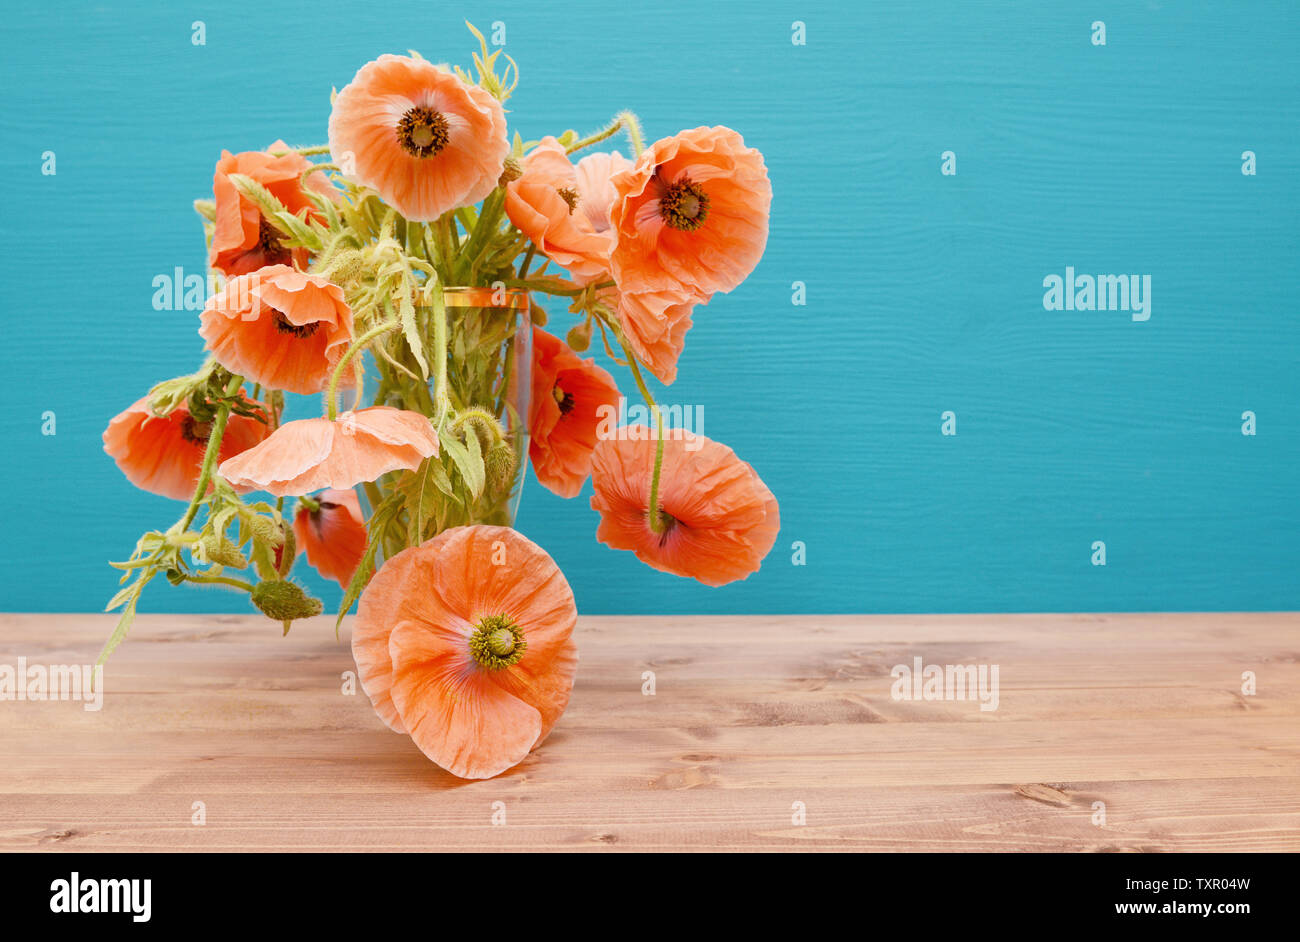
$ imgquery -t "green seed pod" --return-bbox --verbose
[566,318,593,353]
[201,535,248,570]
[250,580,323,623]
[485,440,517,493]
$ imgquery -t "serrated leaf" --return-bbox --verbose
[335,493,403,636]
[441,430,485,499]
[97,572,154,666]
[397,456,451,546]
[399,287,430,378]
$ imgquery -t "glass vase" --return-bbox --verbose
[440,286,531,526]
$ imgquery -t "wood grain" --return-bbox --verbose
[1,612,1297,851]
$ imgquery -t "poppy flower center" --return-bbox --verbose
[553,385,575,415]
[180,415,212,445]
[556,187,580,214]
[256,216,292,264]
[397,106,451,158]
[651,508,679,545]
[659,176,710,231]
[270,308,321,339]
[468,614,527,669]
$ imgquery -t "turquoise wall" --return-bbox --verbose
[1,1,1297,614]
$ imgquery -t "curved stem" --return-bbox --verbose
[617,111,645,157]
[615,335,667,534]
[566,116,624,154]
[180,374,244,531]
[185,574,255,592]
[327,319,400,420]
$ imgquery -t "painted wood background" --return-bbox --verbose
[0,1,1297,615]
[1,612,1296,851]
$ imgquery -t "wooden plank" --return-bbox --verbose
[0,613,1297,851]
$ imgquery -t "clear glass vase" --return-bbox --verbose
[356,286,531,557]
[441,286,531,526]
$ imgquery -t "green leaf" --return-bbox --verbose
[334,493,403,637]
[441,430,485,500]
[97,572,154,667]
[399,284,430,379]
[397,456,454,546]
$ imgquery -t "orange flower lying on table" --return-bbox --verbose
[101,24,778,779]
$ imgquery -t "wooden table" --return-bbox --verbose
[1,612,1296,852]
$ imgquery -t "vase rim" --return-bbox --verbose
[442,286,529,309]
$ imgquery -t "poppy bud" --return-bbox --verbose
[485,440,517,493]
[251,580,323,633]
[200,535,248,570]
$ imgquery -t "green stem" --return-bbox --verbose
[186,574,255,592]
[517,245,537,279]
[566,116,624,155]
[617,111,645,157]
[456,187,506,282]
[432,293,450,424]
[615,335,667,534]
[327,319,400,420]
[180,374,244,531]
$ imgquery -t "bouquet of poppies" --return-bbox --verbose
[102,25,779,779]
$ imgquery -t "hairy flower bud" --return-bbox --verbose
[247,515,285,547]
[200,535,248,570]
[250,580,323,630]
[485,440,517,493]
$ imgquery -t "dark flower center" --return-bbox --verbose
[654,509,679,546]
[397,106,451,158]
[256,216,292,265]
[556,187,580,214]
[659,175,710,231]
[553,385,575,415]
[271,308,320,338]
[180,415,212,445]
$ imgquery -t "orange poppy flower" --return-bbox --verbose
[505,138,631,284]
[199,265,356,395]
[608,126,770,299]
[294,488,368,587]
[528,327,620,498]
[218,406,439,497]
[103,396,270,501]
[351,525,578,779]
[589,429,780,586]
[210,139,336,277]
[612,287,697,385]
[328,54,509,222]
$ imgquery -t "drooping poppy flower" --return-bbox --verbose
[294,488,368,587]
[351,525,578,779]
[218,406,438,497]
[589,428,780,587]
[328,54,509,222]
[612,287,698,385]
[608,125,770,299]
[103,396,270,501]
[199,265,356,395]
[210,140,336,277]
[528,327,620,498]
[505,138,631,284]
